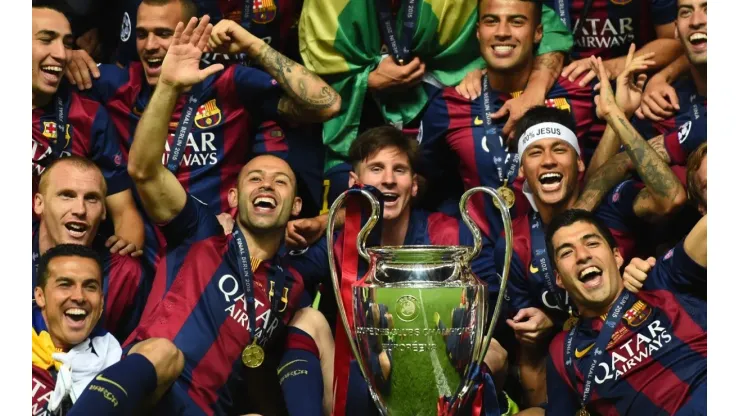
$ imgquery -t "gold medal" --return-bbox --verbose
[493,186,516,210]
[576,407,590,416]
[563,315,579,331]
[241,342,265,368]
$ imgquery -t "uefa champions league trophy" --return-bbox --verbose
[326,186,513,415]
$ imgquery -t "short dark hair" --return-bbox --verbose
[514,106,577,152]
[348,126,419,174]
[142,0,198,21]
[545,209,619,268]
[686,142,707,211]
[37,155,107,196]
[478,0,543,26]
[37,244,103,289]
[32,0,73,16]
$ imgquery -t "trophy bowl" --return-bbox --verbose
[327,187,513,416]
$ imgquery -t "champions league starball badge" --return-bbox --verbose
[395,295,420,322]
[241,342,265,368]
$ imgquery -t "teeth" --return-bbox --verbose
[41,66,63,73]
[690,33,707,42]
[67,223,86,232]
[66,308,87,316]
[146,58,163,64]
[254,197,276,208]
[493,45,514,52]
[580,266,601,279]
[539,173,562,181]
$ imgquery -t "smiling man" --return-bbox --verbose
[32,1,144,254]
[32,244,183,416]
[543,209,706,415]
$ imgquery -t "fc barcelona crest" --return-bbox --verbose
[253,0,277,24]
[623,300,652,327]
[42,121,71,144]
[194,99,223,129]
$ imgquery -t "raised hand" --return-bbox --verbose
[590,56,620,120]
[601,44,654,118]
[208,19,254,55]
[159,15,224,90]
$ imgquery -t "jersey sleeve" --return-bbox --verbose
[651,0,678,26]
[287,235,331,291]
[544,353,581,416]
[538,3,575,55]
[87,64,131,103]
[232,66,283,123]
[644,237,707,295]
[494,237,533,312]
[663,108,707,165]
[90,104,131,195]
[102,254,144,338]
[159,194,223,248]
[597,180,644,230]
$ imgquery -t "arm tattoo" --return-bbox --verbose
[256,43,338,111]
[534,52,565,75]
[576,152,631,211]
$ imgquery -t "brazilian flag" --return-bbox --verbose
[299,0,573,172]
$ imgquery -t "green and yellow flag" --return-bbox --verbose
[300,0,572,172]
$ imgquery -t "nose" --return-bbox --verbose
[71,196,87,216]
[541,149,557,168]
[70,285,85,302]
[494,21,512,39]
[51,39,67,62]
[381,168,396,187]
[144,33,159,52]
[574,244,592,265]
[690,9,707,28]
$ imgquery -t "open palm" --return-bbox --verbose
[159,15,224,90]
[614,44,654,117]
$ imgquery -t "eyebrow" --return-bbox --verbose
[480,13,528,20]
[554,233,604,255]
[55,276,101,285]
[246,169,294,183]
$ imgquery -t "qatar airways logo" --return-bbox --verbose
[161,132,218,167]
[595,320,672,384]
[32,377,52,415]
[574,18,635,49]
[218,273,290,346]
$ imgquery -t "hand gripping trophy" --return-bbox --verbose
[327,186,513,415]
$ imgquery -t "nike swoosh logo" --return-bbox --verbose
[474,116,483,126]
[574,343,595,359]
[530,263,539,274]
[277,359,307,374]
[95,374,129,396]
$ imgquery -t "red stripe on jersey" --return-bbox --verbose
[639,290,707,358]
[549,331,577,392]
[109,63,146,157]
[126,235,229,343]
[620,356,690,414]
[104,253,142,335]
[427,212,461,246]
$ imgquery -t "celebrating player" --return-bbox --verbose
[33,156,147,340]
[123,16,311,414]
[32,244,183,415]
[32,1,144,254]
[544,209,706,415]
[417,0,607,243]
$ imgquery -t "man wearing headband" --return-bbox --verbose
[416,0,604,244]
[493,104,685,409]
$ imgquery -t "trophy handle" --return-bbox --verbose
[326,188,386,413]
[456,186,513,404]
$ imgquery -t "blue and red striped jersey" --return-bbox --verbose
[494,180,645,323]
[31,222,145,341]
[115,0,303,65]
[125,195,304,415]
[418,77,603,240]
[32,88,130,204]
[546,0,677,61]
[88,62,282,214]
[545,239,706,415]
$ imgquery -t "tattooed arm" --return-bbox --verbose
[208,19,341,123]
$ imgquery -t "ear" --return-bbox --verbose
[534,23,543,45]
[674,23,679,40]
[33,194,44,217]
[348,171,359,188]
[101,200,107,221]
[555,271,565,289]
[518,164,525,179]
[614,247,624,270]
[34,286,46,309]
[577,157,585,174]
[227,187,238,209]
[291,196,303,217]
[476,22,481,41]
[411,174,419,198]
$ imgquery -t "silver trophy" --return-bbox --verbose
[327,187,513,415]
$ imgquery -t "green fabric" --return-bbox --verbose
[300,1,574,172]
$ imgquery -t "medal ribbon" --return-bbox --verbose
[332,185,383,416]
[52,94,69,159]
[529,212,567,311]
[481,74,519,188]
[564,290,634,410]
[167,83,202,172]
[232,227,286,347]
[376,0,419,64]
[241,0,253,30]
